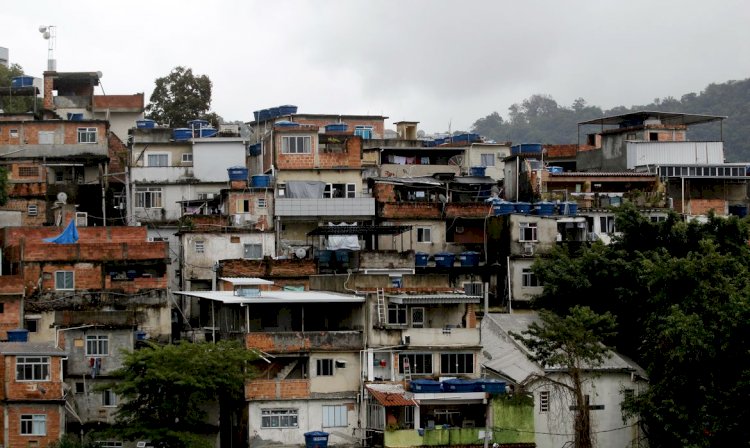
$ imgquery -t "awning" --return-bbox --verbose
[366,384,418,407]
[219,277,275,286]
[307,225,411,236]
[174,290,365,304]
[387,294,482,305]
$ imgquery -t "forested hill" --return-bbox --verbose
[471,77,750,162]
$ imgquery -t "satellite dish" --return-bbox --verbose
[294,248,307,259]
[56,192,68,204]
[448,155,464,166]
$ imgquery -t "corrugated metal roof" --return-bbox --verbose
[388,294,482,304]
[548,171,657,178]
[174,290,365,304]
[366,384,417,407]
[307,224,411,236]
[578,111,725,126]
[0,342,67,356]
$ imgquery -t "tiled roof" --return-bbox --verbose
[0,342,67,356]
[92,94,144,110]
[366,384,417,407]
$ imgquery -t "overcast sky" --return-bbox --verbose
[4,0,750,133]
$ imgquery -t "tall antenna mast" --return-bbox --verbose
[38,25,57,71]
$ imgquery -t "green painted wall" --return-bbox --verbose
[491,395,535,444]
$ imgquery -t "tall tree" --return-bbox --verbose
[145,66,218,128]
[511,306,617,448]
[106,340,257,448]
[0,63,37,114]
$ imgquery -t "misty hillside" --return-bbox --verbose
[471,78,750,162]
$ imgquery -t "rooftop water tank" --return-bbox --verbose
[278,105,298,115]
[511,143,543,154]
[469,166,486,176]
[136,119,156,129]
[269,107,281,118]
[173,128,192,141]
[459,251,480,267]
[493,201,515,215]
[275,120,299,127]
[227,166,249,181]
[514,202,532,214]
[7,329,29,342]
[11,76,34,87]
[325,123,348,132]
[187,119,209,128]
[415,252,429,267]
[410,379,442,393]
[251,175,271,188]
[198,127,218,138]
[536,201,555,216]
[434,252,455,268]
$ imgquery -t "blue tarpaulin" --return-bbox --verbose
[43,218,79,244]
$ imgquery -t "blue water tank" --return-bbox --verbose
[442,378,479,392]
[278,105,298,115]
[251,175,271,188]
[511,143,543,154]
[258,109,271,121]
[480,379,507,394]
[67,113,84,121]
[172,128,192,141]
[227,166,249,181]
[547,166,564,174]
[269,107,281,118]
[253,110,260,122]
[275,120,299,127]
[434,252,455,268]
[187,119,209,128]
[558,202,578,215]
[325,123,348,132]
[469,166,486,176]
[415,252,429,267]
[11,76,34,87]
[493,201,515,215]
[410,379,442,393]
[136,119,155,129]
[459,251,480,267]
[729,205,748,218]
[198,127,217,138]
[304,432,329,448]
[135,330,147,341]
[248,143,262,156]
[7,329,29,342]
[536,201,555,216]
[515,202,532,214]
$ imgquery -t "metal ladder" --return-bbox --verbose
[402,356,412,381]
[376,288,386,326]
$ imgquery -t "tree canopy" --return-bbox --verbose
[470,77,750,161]
[531,206,750,447]
[0,63,38,114]
[145,66,219,128]
[106,340,258,448]
[512,306,617,448]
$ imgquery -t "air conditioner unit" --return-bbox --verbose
[75,212,88,227]
[523,242,535,256]
[402,335,411,345]
[463,282,483,296]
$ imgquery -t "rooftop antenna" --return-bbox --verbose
[38,25,56,71]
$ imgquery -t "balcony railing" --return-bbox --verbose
[275,198,375,217]
[246,330,364,353]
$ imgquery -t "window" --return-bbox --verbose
[440,353,474,374]
[0,303,3,313]
[519,222,537,242]
[257,198,267,208]
[102,389,117,407]
[27,204,38,216]
[623,388,635,402]
[277,183,286,197]
[522,268,540,287]
[77,127,97,143]
[411,307,425,328]
[649,132,658,141]
[480,153,495,167]
[86,335,109,356]
[25,318,38,333]
[20,414,46,436]
[346,183,356,198]
[195,240,205,254]
[181,153,193,163]
[416,227,431,243]
[626,133,636,140]
[243,243,262,259]
[75,382,85,394]
[237,199,250,213]
[399,353,433,375]
[18,166,39,177]
[135,187,162,208]
[324,183,355,198]
[147,154,169,167]
[55,271,74,290]
[10,129,19,139]
[317,358,334,376]
[354,126,373,140]
[39,131,55,144]
[322,405,347,428]
[96,442,123,448]
[261,409,298,428]
[16,357,50,381]
[599,216,616,234]
[281,135,312,154]
[387,304,407,325]
[539,391,550,412]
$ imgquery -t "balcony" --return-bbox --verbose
[379,202,441,219]
[53,310,145,327]
[380,164,460,179]
[246,331,364,353]
[275,198,374,217]
[625,141,724,169]
[130,166,195,183]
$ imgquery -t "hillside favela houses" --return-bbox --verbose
[4,63,750,448]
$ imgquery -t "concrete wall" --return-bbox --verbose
[465,143,510,180]
[248,398,360,447]
[508,214,558,256]
[377,220,447,254]
[63,328,136,376]
[181,232,276,284]
[132,182,226,222]
[510,258,543,302]
[309,352,360,393]
[193,139,247,182]
[531,372,645,448]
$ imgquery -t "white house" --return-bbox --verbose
[481,312,648,448]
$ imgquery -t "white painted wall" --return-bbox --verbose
[248,399,360,447]
[193,139,247,181]
[181,232,276,284]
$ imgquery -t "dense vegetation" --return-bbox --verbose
[471,78,750,161]
[145,66,220,128]
[531,206,750,447]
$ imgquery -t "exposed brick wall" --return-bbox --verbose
[1,226,149,246]
[445,203,493,218]
[466,303,478,329]
[0,296,22,339]
[374,183,396,202]
[379,202,441,219]
[291,116,386,139]
[107,132,129,180]
[687,198,727,216]
[245,379,310,400]
[3,198,48,226]
[220,258,316,279]
[544,144,577,159]
[43,73,54,109]
[3,404,63,448]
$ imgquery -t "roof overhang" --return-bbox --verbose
[578,111,726,127]
[174,290,365,304]
[388,294,481,305]
[307,225,411,236]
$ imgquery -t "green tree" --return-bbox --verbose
[0,63,37,114]
[145,66,218,128]
[532,206,750,447]
[106,340,257,448]
[511,306,617,448]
